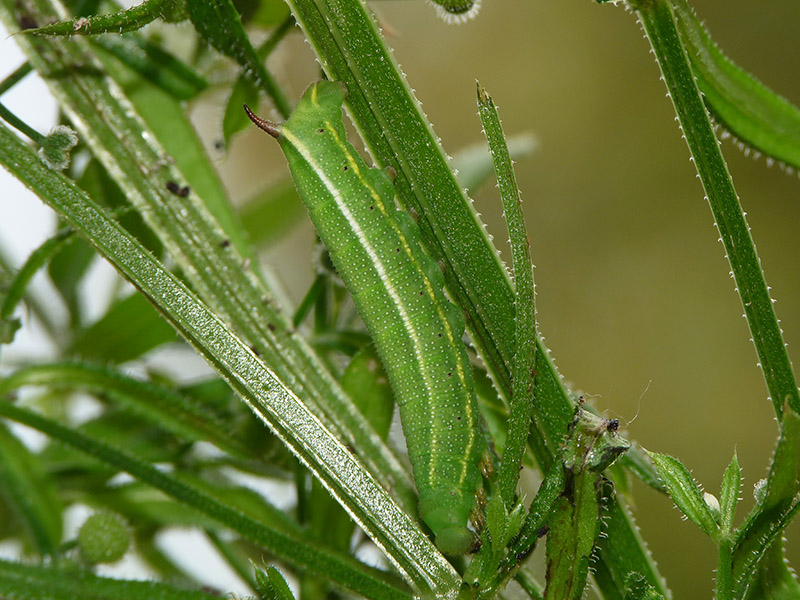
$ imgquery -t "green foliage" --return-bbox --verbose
[0,0,798,598]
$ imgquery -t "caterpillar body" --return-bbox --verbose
[246,81,489,555]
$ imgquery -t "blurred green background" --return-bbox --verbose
[222,0,800,595]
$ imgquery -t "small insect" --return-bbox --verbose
[246,82,490,555]
[165,181,190,197]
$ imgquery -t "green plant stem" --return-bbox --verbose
[0,62,32,96]
[670,0,800,171]
[632,0,800,420]
[0,100,45,144]
[716,537,732,600]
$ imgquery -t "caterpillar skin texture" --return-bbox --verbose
[249,82,488,555]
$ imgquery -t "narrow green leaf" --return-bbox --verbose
[464,492,525,589]
[0,121,457,596]
[68,482,225,531]
[24,0,179,35]
[671,0,800,171]
[0,423,63,557]
[720,451,741,534]
[624,572,666,600]
[477,83,537,509]
[617,445,668,494]
[647,451,718,537]
[68,293,178,363]
[223,14,294,146]
[93,35,208,101]
[255,565,297,600]
[745,540,800,600]
[66,410,187,466]
[186,0,290,117]
[453,133,538,196]
[630,0,800,421]
[501,459,565,574]
[594,500,670,598]
[0,362,251,459]
[224,74,260,147]
[292,274,325,329]
[0,557,224,600]
[760,409,800,515]
[733,409,800,598]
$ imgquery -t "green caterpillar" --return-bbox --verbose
[246,81,489,555]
